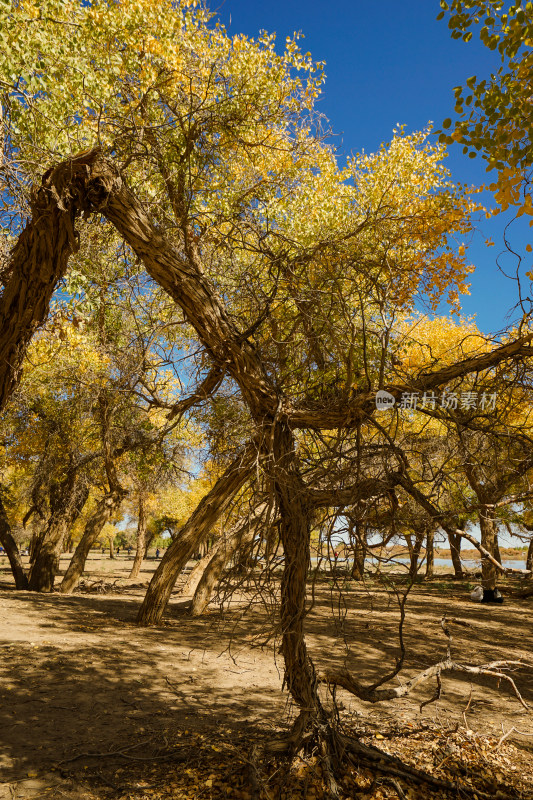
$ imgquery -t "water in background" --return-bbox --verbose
[354,557,527,571]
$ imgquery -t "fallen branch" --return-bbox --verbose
[320,615,530,710]
[319,658,529,709]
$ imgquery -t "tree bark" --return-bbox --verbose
[273,422,322,716]
[28,477,89,592]
[0,150,102,413]
[405,529,425,582]
[479,506,498,590]
[82,158,276,419]
[129,495,147,580]
[190,505,265,616]
[144,528,155,559]
[182,549,217,597]
[494,533,503,568]
[349,519,366,581]
[447,530,463,579]
[0,494,28,589]
[60,489,125,593]
[425,528,435,578]
[136,442,257,625]
[527,538,533,573]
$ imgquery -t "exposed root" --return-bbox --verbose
[258,715,526,800]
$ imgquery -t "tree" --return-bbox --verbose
[2,0,533,780]
[438,1,533,265]
[438,1,532,173]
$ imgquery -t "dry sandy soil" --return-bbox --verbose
[0,552,532,800]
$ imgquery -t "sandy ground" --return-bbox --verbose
[0,552,532,799]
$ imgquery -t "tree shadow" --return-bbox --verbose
[0,588,287,798]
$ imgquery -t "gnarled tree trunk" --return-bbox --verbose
[60,489,126,593]
[447,529,463,579]
[349,518,366,581]
[494,533,502,569]
[273,422,322,718]
[0,151,102,413]
[137,442,256,625]
[28,477,89,592]
[406,528,425,582]
[182,549,216,597]
[191,505,266,616]
[479,506,498,590]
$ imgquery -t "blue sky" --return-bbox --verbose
[213,0,530,335]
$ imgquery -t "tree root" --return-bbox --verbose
[260,715,521,800]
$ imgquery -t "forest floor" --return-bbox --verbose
[0,553,532,800]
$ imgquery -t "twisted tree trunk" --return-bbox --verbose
[349,518,366,581]
[60,489,126,593]
[494,533,503,569]
[28,477,89,592]
[479,506,498,591]
[406,528,425,582]
[447,529,463,579]
[191,505,266,616]
[273,422,322,717]
[137,442,257,625]
[181,549,216,597]
[0,151,101,412]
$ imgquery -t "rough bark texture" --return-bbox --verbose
[494,534,502,568]
[447,530,463,579]
[129,496,147,580]
[136,442,257,625]
[425,528,435,578]
[406,529,425,582]
[479,507,497,590]
[273,422,322,715]
[350,519,366,581]
[28,477,89,592]
[190,505,265,616]
[0,494,28,589]
[527,538,533,572]
[181,549,216,596]
[0,150,102,413]
[60,489,125,593]
[80,159,276,419]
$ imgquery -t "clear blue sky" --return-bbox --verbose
[213,0,529,334]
